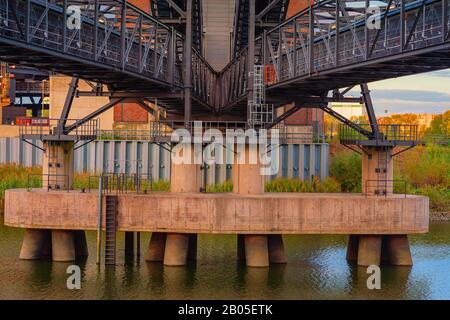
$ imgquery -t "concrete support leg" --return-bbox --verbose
[245,235,269,267]
[164,233,190,266]
[268,235,287,264]
[20,229,49,260]
[51,230,75,262]
[145,232,167,262]
[357,235,382,266]
[187,234,197,261]
[384,235,413,266]
[125,232,134,257]
[346,235,359,262]
[237,234,246,261]
[74,230,88,257]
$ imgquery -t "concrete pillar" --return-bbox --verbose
[187,234,197,261]
[164,233,190,266]
[357,235,382,266]
[346,235,359,262]
[233,145,264,195]
[268,235,287,264]
[125,231,134,257]
[74,230,88,257]
[145,232,167,262]
[42,141,74,190]
[245,235,269,267]
[361,147,393,196]
[19,229,50,260]
[51,230,75,262]
[170,144,202,192]
[384,235,413,266]
[237,234,246,261]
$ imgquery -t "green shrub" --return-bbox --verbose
[329,151,361,192]
[206,180,233,193]
[264,177,341,193]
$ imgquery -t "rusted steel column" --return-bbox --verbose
[74,230,89,257]
[187,234,198,261]
[346,235,359,262]
[268,234,287,264]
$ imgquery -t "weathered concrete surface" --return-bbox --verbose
[5,189,429,234]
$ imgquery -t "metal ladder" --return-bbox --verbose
[104,195,118,265]
[376,147,389,196]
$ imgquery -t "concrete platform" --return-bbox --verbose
[4,189,429,234]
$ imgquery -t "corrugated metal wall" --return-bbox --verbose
[0,138,329,183]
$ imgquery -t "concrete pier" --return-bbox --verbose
[145,232,167,262]
[19,229,50,260]
[164,233,190,266]
[51,230,75,262]
[385,235,413,266]
[244,235,269,267]
[357,235,382,266]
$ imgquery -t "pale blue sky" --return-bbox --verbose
[349,69,450,115]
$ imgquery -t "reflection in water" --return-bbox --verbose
[0,223,450,299]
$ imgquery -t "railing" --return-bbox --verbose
[220,0,450,108]
[18,117,99,140]
[339,124,419,144]
[88,172,159,194]
[27,173,70,191]
[98,121,325,144]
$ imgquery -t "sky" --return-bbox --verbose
[349,69,450,116]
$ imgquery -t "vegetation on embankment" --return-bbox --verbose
[1,143,449,213]
[328,143,450,212]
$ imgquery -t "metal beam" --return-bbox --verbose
[247,0,256,123]
[164,0,186,17]
[360,83,380,137]
[59,78,79,131]
[184,0,193,125]
[256,0,283,21]
[64,98,124,133]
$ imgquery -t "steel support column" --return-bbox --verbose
[184,0,193,126]
[247,0,256,124]
[59,77,79,131]
[360,83,380,137]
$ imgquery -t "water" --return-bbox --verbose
[1,220,450,300]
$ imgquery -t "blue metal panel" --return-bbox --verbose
[281,145,288,178]
[292,144,299,178]
[315,145,321,178]
[304,144,310,180]
[159,145,165,180]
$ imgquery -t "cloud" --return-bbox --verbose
[347,89,450,114]
[369,89,450,103]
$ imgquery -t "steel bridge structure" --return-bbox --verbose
[0,0,450,142]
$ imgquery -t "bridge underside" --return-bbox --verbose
[0,39,216,117]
